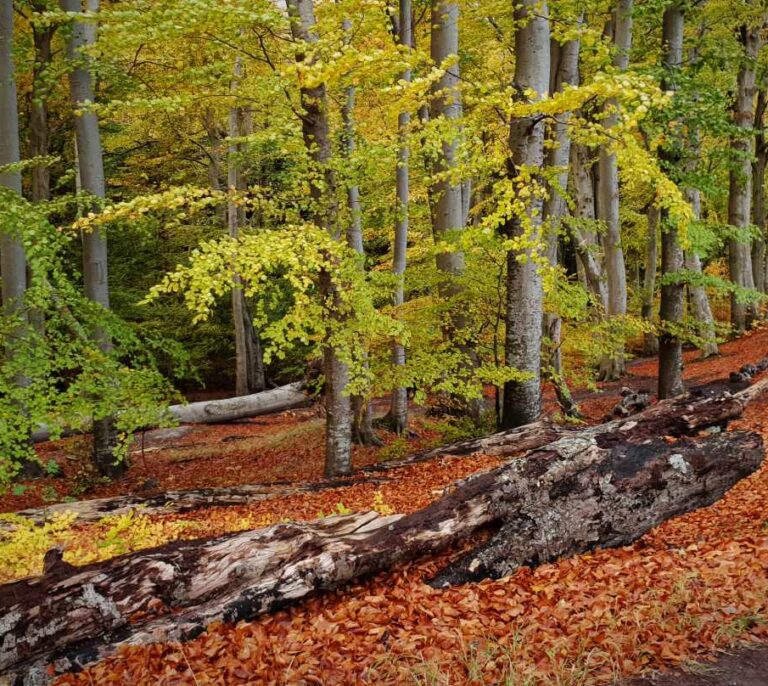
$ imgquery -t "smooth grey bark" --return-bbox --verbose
[597,0,633,380]
[657,3,685,400]
[541,30,581,417]
[0,0,42,479]
[0,0,27,324]
[501,0,550,429]
[752,86,767,296]
[30,382,308,443]
[728,25,761,333]
[388,0,411,435]
[61,0,123,478]
[228,56,266,397]
[569,144,607,308]
[340,49,378,447]
[27,4,56,338]
[287,0,352,478]
[429,0,463,265]
[685,186,719,358]
[641,205,659,356]
[429,0,482,419]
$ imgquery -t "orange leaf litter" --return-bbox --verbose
[31,327,768,684]
[54,397,768,685]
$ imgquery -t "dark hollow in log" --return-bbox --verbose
[1,382,765,683]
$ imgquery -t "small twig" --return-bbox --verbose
[177,642,202,686]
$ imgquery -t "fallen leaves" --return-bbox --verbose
[32,329,768,683]
[55,448,768,684]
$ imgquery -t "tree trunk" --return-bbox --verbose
[569,144,607,308]
[597,0,633,380]
[29,6,54,205]
[657,3,685,400]
[388,0,411,435]
[228,56,252,397]
[752,86,767,298]
[30,382,309,443]
[286,0,353,477]
[641,205,659,355]
[340,58,379,447]
[0,0,26,341]
[62,0,123,478]
[3,382,765,683]
[501,0,550,428]
[685,186,719,357]
[0,0,43,479]
[0,0,26,334]
[541,28,581,418]
[429,0,482,419]
[729,25,761,333]
[227,60,265,397]
[15,417,566,530]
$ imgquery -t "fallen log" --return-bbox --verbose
[7,420,563,528]
[1,475,391,530]
[1,383,765,683]
[168,382,309,424]
[12,375,765,530]
[29,382,310,443]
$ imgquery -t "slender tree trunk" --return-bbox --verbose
[62,0,123,478]
[569,144,607,308]
[752,87,767,300]
[340,56,379,446]
[501,0,550,429]
[26,6,55,338]
[657,3,685,400]
[429,0,482,419]
[388,0,411,435]
[29,9,54,205]
[228,56,250,397]
[287,0,352,477]
[641,205,659,356]
[0,0,42,479]
[729,25,761,333]
[597,0,632,380]
[0,0,26,330]
[541,29,580,417]
[227,58,265,396]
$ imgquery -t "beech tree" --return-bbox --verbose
[387,0,411,435]
[0,0,27,335]
[501,0,550,428]
[657,2,685,400]
[228,55,266,397]
[60,0,124,477]
[728,23,762,333]
[597,0,633,380]
[286,0,353,477]
[429,0,482,419]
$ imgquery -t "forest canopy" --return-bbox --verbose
[1,0,767,480]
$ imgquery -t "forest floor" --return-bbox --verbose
[5,328,768,684]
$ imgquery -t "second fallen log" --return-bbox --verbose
[1,385,764,683]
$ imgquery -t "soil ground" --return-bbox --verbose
[628,645,768,685]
